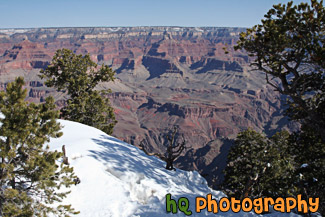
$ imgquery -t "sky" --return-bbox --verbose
[0,0,309,29]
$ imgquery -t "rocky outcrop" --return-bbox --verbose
[191,58,243,73]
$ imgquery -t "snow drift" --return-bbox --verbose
[48,120,301,217]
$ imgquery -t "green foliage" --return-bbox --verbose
[0,77,78,217]
[225,1,325,215]
[235,0,325,141]
[222,129,296,199]
[40,48,117,135]
[288,127,325,213]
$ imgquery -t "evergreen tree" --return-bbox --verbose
[0,77,78,217]
[223,1,324,215]
[235,0,325,141]
[288,127,325,214]
[39,48,117,135]
[222,130,295,199]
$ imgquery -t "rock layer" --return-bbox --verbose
[0,27,298,187]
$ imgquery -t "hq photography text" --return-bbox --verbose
[165,194,319,215]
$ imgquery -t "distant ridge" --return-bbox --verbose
[0,26,246,42]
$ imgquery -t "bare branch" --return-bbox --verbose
[138,141,166,161]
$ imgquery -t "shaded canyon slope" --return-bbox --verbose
[0,27,298,187]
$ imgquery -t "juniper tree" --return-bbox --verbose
[39,48,117,135]
[0,77,78,217]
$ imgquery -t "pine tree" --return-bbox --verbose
[0,77,78,217]
[222,129,295,199]
[226,1,324,215]
[288,127,325,214]
[235,0,325,141]
[39,48,117,135]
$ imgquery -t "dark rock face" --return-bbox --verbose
[176,138,235,188]
[0,27,298,188]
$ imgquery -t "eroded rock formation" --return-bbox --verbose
[0,27,298,187]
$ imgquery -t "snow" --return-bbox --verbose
[48,120,302,217]
[0,29,30,35]
[301,163,308,168]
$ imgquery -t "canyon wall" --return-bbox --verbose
[0,27,297,187]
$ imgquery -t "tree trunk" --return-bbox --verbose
[166,160,173,170]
